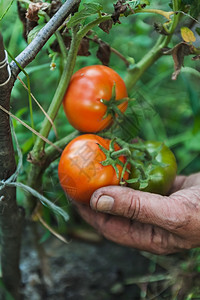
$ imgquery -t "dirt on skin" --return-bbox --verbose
[19,223,154,300]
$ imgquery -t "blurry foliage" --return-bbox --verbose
[1,0,200,298]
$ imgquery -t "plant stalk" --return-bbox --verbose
[30,27,81,160]
[125,4,181,92]
[0,33,24,300]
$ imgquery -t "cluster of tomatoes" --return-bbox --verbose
[58,65,177,204]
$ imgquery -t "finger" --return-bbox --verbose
[181,172,200,189]
[169,175,186,193]
[90,186,193,233]
[76,203,192,254]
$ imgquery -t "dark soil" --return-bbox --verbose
[20,224,155,300]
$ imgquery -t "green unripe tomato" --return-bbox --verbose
[129,141,177,195]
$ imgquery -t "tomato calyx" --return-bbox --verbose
[98,137,169,189]
[98,138,130,183]
[118,139,169,189]
[100,84,129,121]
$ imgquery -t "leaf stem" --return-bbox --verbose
[135,8,174,20]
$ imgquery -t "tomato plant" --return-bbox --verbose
[62,65,128,133]
[128,141,177,195]
[58,134,129,204]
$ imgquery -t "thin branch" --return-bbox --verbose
[0,104,62,153]
[10,0,81,79]
[17,76,58,138]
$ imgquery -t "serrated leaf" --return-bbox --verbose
[67,2,103,28]
[181,27,196,43]
[27,24,45,44]
[83,3,103,14]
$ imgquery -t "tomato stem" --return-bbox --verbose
[125,3,181,92]
[111,148,131,159]
[31,26,81,159]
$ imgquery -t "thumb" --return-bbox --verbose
[90,186,182,231]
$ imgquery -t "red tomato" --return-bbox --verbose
[58,134,129,204]
[63,65,128,133]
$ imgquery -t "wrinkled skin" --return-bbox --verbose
[76,173,200,255]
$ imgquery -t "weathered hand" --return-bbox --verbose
[76,173,200,254]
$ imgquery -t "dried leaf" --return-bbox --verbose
[99,19,113,33]
[96,40,111,66]
[112,0,128,24]
[78,37,91,56]
[17,1,27,39]
[48,0,62,17]
[26,3,43,22]
[170,42,194,80]
[181,27,196,43]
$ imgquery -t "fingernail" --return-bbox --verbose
[96,195,114,212]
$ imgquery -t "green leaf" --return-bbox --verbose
[21,137,34,154]
[126,177,139,184]
[139,181,149,189]
[67,2,103,28]
[0,0,14,21]
[83,3,103,14]
[27,24,45,44]
[12,107,28,129]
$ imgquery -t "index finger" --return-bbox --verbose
[90,186,194,234]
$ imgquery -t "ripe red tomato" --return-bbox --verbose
[58,134,129,204]
[63,65,128,133]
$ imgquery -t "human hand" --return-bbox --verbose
[76,173,200,254]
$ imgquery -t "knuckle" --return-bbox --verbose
[126,193,140,220]
[149,227,172,255]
